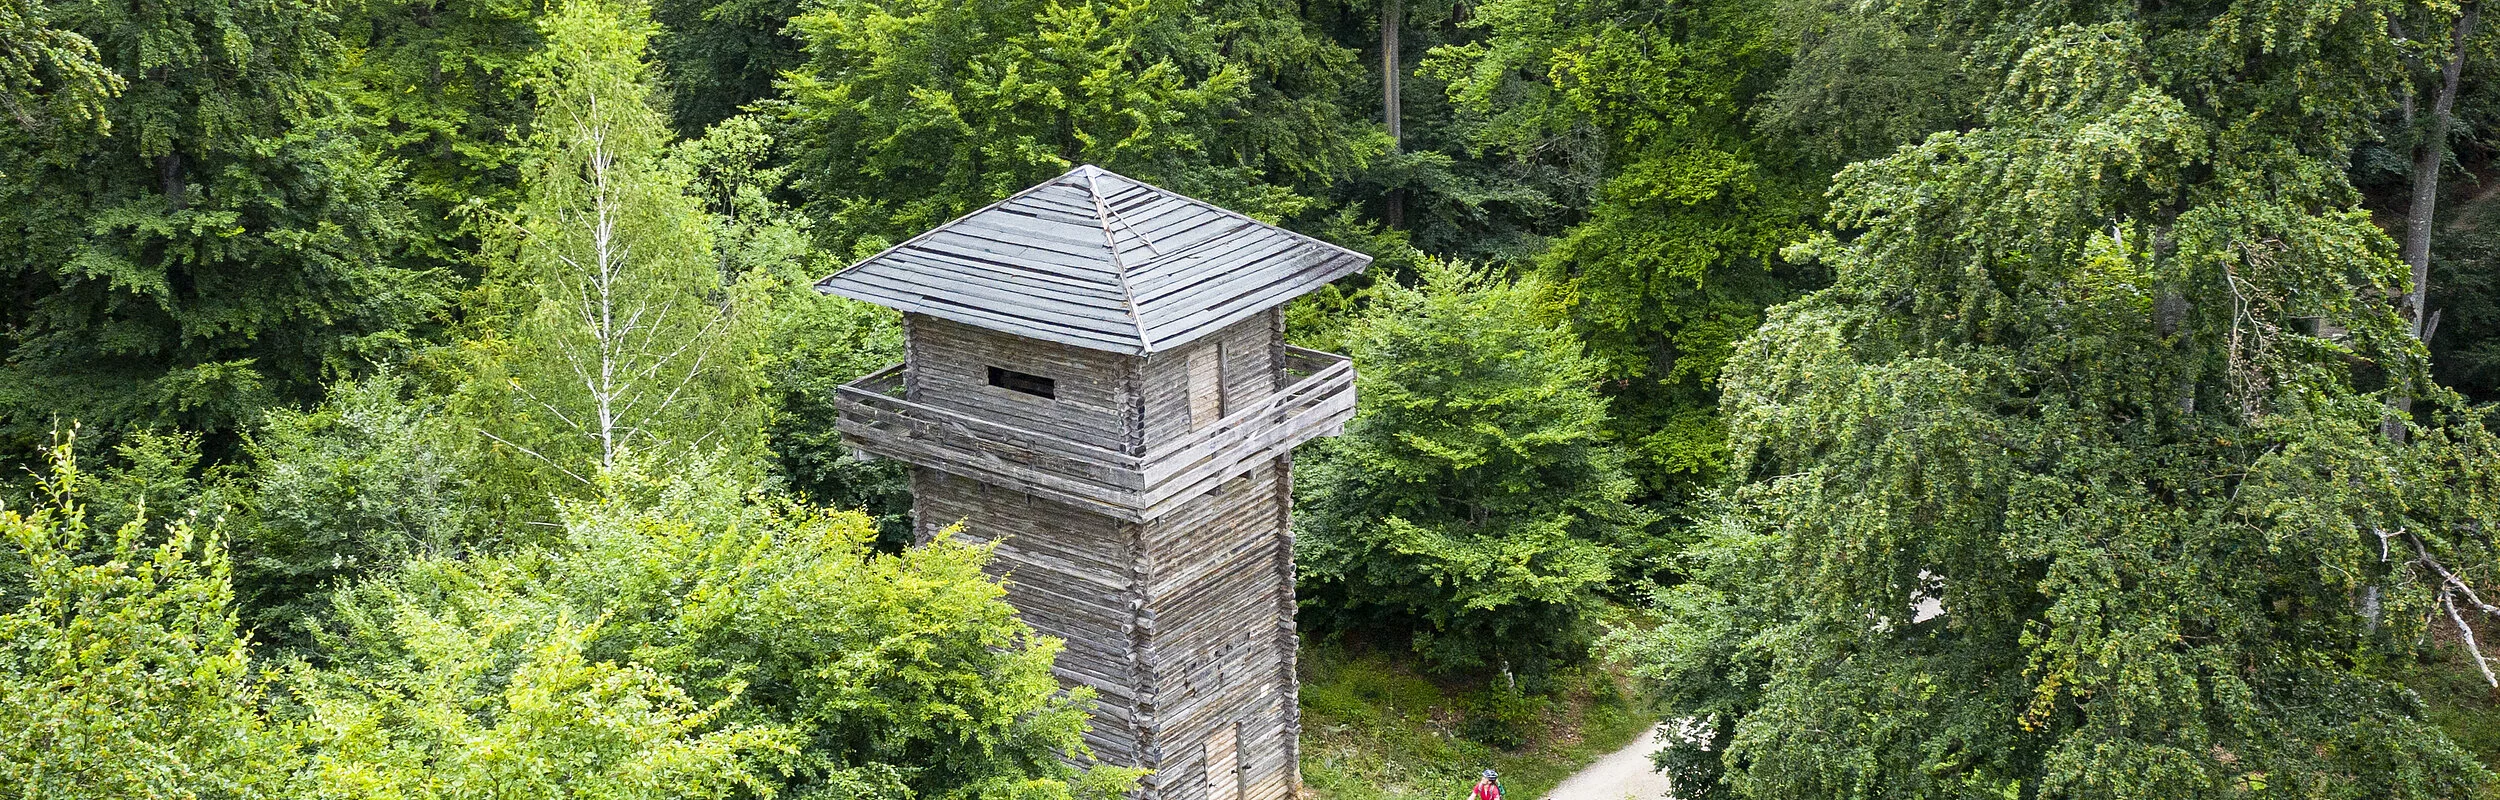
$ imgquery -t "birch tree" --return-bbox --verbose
[467,0,762,507]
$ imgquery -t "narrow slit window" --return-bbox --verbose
[986,366,1056,399]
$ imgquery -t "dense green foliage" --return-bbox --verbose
[0,445,285,799]
[651,0,804,135]
[3,0,2498,791]
[338,0,541,268]
[0,0,1142,793]
[672,112,913,540]
[0,0,117,130]
[305,460,1139,799]
[233,375,476,642]
[1298,262,1649,675]
[463,0,764,505]
[776,0,1376,255]
[1422,0,1821,506]
[1610,0,2500,796]
[1,440,1136,799]
[0,0,437,453]
[2421,170,2500,404]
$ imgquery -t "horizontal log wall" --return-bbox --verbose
[1136,462,1296,800]
[842,366,1148,516]
[1141,311,1281,449]
[1133,350,1353,517]
[882,311,1309,800]
[906,313,1140,447]
[912,458,1298,800]
[912,468,1153,765]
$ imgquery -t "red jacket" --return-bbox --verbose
[1473,781,1501,800]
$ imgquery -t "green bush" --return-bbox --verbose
[234,374,476,645]
[0,434,1141,800]
[1297,260,1652,677]
[311,455,1143,800]
[0,441,288,799]
[1459,687,1550,750]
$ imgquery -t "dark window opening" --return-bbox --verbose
[987,366,1057,399]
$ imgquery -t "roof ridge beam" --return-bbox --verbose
[1082,165,1157,351]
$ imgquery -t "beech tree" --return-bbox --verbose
[0,0,437,454]
[337,0,544,268]
[233,374,476,643]
[650,0,806,134]
[2390,1,2485,352]
[307,459,1144,800]
[0,442,287,799]
[778,0,1376,256]
[1420,0,1853,515]
[0,0,117,130]
[1617,2,2500,796]
[285,559,789,800]
[0,436,1139,800]
[1297,261,1650,676]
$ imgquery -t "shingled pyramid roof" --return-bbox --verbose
[815,165,1371,355]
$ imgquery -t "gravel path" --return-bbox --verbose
[1539,724,1674,800]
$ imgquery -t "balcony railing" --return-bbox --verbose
[836,346,1356,521]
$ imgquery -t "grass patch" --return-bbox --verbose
[2408,632,2500,790]
[1298,641,1658,800]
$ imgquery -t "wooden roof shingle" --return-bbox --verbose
[815,165,1372,354]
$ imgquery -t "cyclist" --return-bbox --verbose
[1471,769,1503,800]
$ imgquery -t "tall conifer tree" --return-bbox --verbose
[338,0,545,267]
[0,0,118,130]
[1422,0,1842,515]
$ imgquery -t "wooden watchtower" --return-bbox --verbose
[819,165,1366,800]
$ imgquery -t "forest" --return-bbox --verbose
[4,0,2500,795]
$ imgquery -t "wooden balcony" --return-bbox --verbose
[836,346,1356,521]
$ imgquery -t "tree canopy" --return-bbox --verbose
[1608,0,2500,796]
[1,0,2497,793]
[1298,261,1651,676]
[0,0,438,455]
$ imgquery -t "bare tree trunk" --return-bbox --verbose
[589,130,622,472]
[2383,2,2479,444]
[2405,2,2478,339]
[2371,4,2487,644]
[1382,0,1403,229]
[1382,0,1401,145]
[158,152,185,210]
